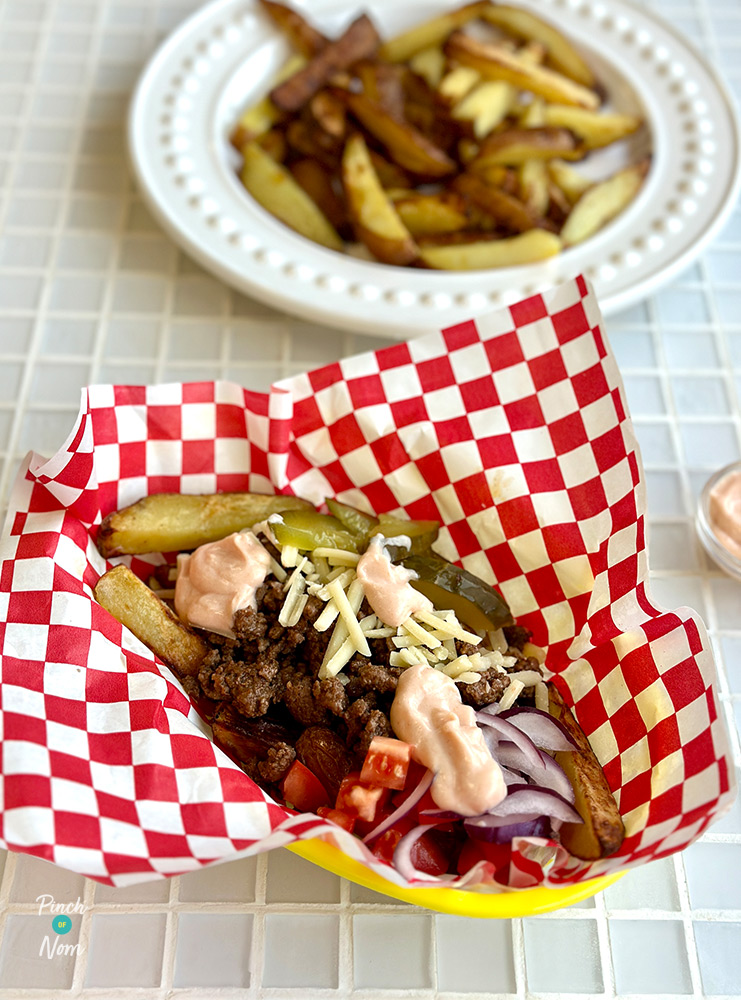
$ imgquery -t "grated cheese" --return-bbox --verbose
[413,609,482,645]
[322,636,356,677]
[280,543,299,568]
[312,547,361,565]
[327,577,370,657]
[498,678,525,711]
[535,680,549,712]
[399,617,442,649]
[279,567,307,627]
[313,598,339,633]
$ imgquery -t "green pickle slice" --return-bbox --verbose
[401,554,514,633]
[271,509,361,552]
[325,498,379,540]
[376,513,439,554]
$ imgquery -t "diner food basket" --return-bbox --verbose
[0,276,734,917]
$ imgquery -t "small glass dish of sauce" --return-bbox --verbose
[696,460,741,582]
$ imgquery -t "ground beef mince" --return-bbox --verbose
[193,573,541,795]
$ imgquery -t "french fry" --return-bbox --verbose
[270,14,381,112]
[548,158,593,206]
[341,132,420,265]
[355,60,407,120]
[560,159,649,246]
[289,158,353,240]
[518,158,550,217]
[549,685,625,859]
[481,3,596,88]
[418,228,562,269]
[97,491,313,557]
[336,90,457,179]
[391,190,469,236]
[445,32,601,109]
[408,45,446,88]
[452,171,544,233]
[257,0,327,57]
[241,141,344,250]
[379,0,492,63]
[471,126,581,169]
[451,80,515,139]
[229,53,304,149]
[542,104,643,150]
[437,65,481,105]
[94,565,208,678]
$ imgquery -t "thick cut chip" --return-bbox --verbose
[97,492,313,557]
[548,686,625,859]
[241,141,344,250]
[94,565,208,678]
[418,229,562,270]
[560,159,649,246]
[379,0,492,63]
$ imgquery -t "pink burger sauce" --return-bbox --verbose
[355,535,433,628]
[175,531,272,637]
[390,663,507,817]
[708,469,741,561]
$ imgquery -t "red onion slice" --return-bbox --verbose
[484,783,582,824]
[536,750,576,803]
[392,823,444,882]
[499,705,579,750]
[362,768,433,844]
[464,814,551,843]
[475,712,544,773]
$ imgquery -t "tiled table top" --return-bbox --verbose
[0,0,739,996]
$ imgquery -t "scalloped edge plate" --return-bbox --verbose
[128,0,741,338]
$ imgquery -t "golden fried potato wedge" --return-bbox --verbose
[481,4,595,88]
[408,45,446,88]
[229,53,304,149]
[437,65,481,104]
[560,159,649,246]
[453,171,543,232]
[97,492,313,557]
[241,141,344,250]
[342,132,420,265]
[289,158,352,240]
[549,685,625,859]
[258,0,327,57]
[548,158,592,205]
[418,229,561,269]
[270,14,380,112]
[452,80,515,139]
[472,126,581,168]
[445,32,601,109]
[392,191,469,236]
[518,158,550,217]
[94,565,208,678]
[355,59,406,119]
[543,104,643,150]
[336,90,457,178]
[379,0,492,63]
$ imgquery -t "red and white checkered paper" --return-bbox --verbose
[0,276,734,891]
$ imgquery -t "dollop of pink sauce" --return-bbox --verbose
[175,531,271,637]
[709,470,741,561]
[355,535,433,628]
[390,663,506,817]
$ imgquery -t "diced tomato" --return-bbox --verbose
[317,806,357,834]
[335,772,390,824]
[360,736,412,791]
[410,830,451,876]
[280,760,330,813]
[457,838,512,880]
[369,816,417,863]
[390,760,427,807]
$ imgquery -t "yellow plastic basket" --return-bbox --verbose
[287,838,623,918]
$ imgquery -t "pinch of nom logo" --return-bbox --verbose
[36,895,86,960]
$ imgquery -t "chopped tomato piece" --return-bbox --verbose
[369,816,417,863]
[280,760,330,813]
[335,772,390,823]
[410,830,451,876]
[457,838,512,881]
[360,736,412,790]
[317,806,357,834]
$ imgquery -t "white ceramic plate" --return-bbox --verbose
[128,0,741,339]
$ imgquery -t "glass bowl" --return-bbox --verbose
[696,460,741,582]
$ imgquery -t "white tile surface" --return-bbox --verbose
[0,0,739,996]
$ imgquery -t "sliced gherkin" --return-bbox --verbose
[325,498,379,539]
[376,513,439,554]
[401,554,513,632]
[270,509,361,553]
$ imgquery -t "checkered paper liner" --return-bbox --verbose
[0,276,734,891]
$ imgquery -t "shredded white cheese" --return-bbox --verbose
[498,678,525,711]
